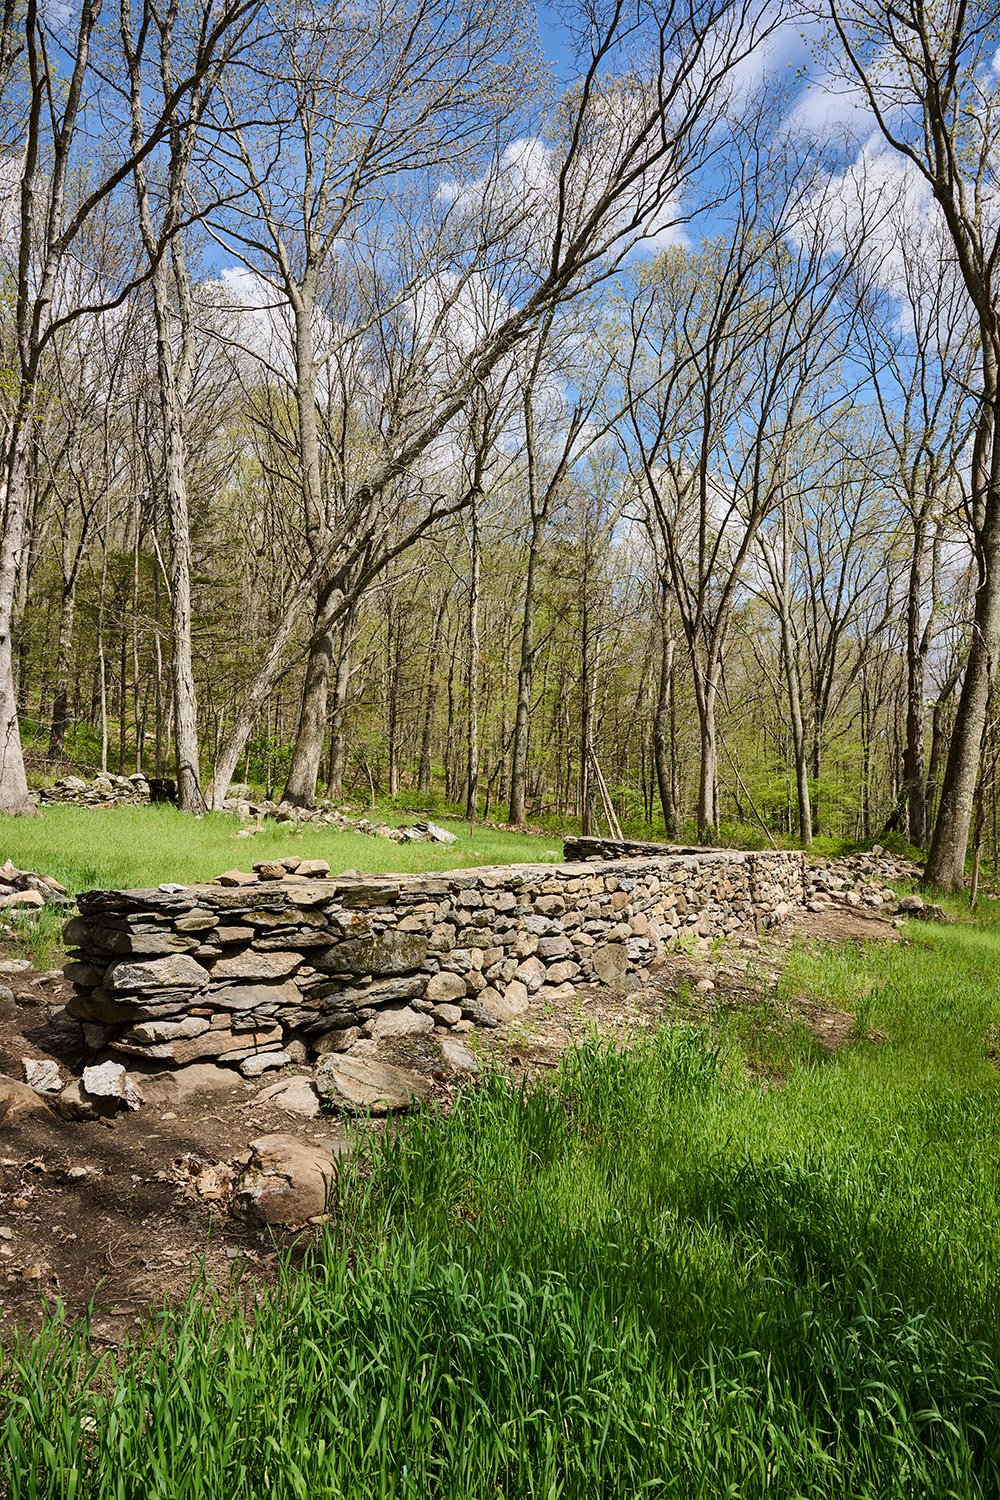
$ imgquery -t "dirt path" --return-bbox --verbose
[0,905,903,1342]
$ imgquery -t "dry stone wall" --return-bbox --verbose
[61,848,816,1075]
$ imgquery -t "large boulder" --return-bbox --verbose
[230,1134,344,1225]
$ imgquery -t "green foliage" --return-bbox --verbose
[6,920,1000,1495]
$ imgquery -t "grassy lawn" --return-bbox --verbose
[5,914,1000,1496]
[0,804,564,895]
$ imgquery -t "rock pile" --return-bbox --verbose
[0,861,70,914]
[226,795,458,845]
[36,772,176,807]
[61,848,812,1079]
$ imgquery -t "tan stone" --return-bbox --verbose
[425,970,466,1004]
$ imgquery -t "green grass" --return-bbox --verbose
[0,804,564,896]
[6,915,1000,1496]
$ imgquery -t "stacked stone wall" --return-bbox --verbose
[62,848,815,1073]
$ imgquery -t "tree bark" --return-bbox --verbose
[418,594,447,794]
[924,546,1000,888]
[0,434,37,815]
[903,519,928,846]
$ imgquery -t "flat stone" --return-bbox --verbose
[88,926,196,956]
[112,1023,281,1065]
[315,931,428,976]
[239,1050,290,1078]
[254,1075,321,1116]
[315,1054,433,1114]
[421,822,456,843]
[63,961,106,988]
[214,870,259,886]
[210,949,301,982]
[209,980,303,1011]
[0,889,44,908]
[132,1062,239,1105]
[367,1005,434,1041]
[123,1015,210,1043]
[105,953,209,993]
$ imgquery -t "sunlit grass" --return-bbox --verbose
[0,803,563,896]
[5,916,1000,1496]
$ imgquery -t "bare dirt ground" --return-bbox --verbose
[0,903,904,1344]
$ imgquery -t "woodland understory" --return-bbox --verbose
[4,0,1000,887]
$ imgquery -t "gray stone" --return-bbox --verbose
[431,1003,463,1027]
[536,935,574,960]
[897,894,924,912]
[210,949,302,982]
[460,997,500,1029]
[367,1005,434,1041]
[105,953,209,993]
[312,1026,362,1056]
[439,1037,480,1073]
[239,1050,290,1078]
[254,1075,321,1117]
[133,1062,238,1105]
[545,960,580,984]
[315,1054,433,1113]
[124,1015,210,1044]
[501,980,530,1015]
[592,943,629,985]
[315,931,428,976]
[209,980,303,1012]
[423,822,457,844]
[83,1061,144,1110]
[22,1058,61,1093]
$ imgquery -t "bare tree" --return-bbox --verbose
[823,0,1000,884]
[0,0,260,815]
[198,0,783,808]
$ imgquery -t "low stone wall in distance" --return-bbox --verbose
[61,848,820,1075]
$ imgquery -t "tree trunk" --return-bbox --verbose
[925,496,1000,888]
[283,625,333,807]
[691,663,719,842]
[419,595,447,794]
[47,577,77,761]
[0,433,37,814]
[778,612,812,849]
[653,622,680,839]
[903,520,928,846]
[466,498,481,821]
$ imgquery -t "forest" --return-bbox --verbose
[2,0,999,888]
